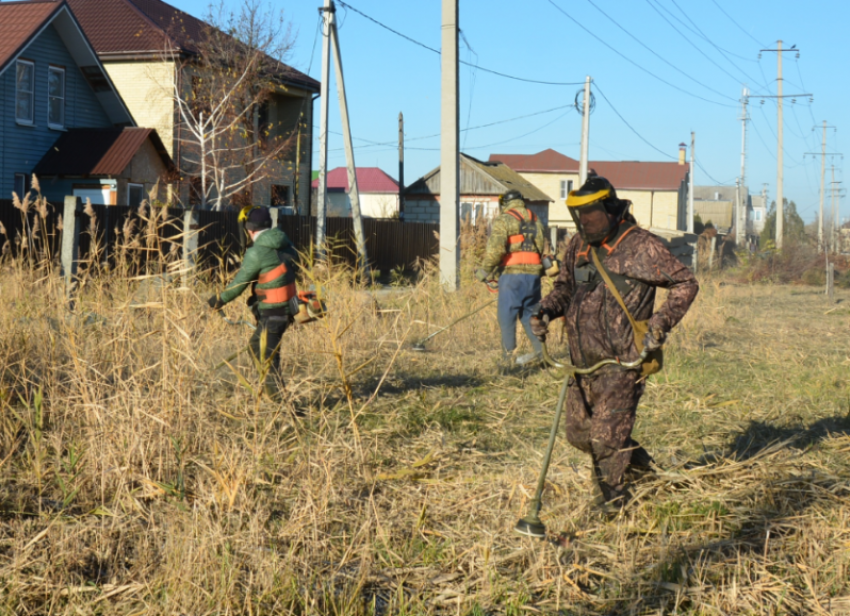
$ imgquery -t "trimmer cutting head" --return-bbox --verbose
[514,515,546,538]
[410,342,428,352]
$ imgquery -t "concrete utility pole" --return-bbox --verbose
[579,76,591,186]
[440,0,460,290]
[316,0,332,251]
[329,12,368,271]
[398,112,404,220]
[760,41,810,250]
[776,40,784,249]
[737,88,749,246]
[688,131,695,234]
[805,136,841,253]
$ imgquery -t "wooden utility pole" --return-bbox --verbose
[329,12,368,271]
[440,0,460,290]
[579,76,591,186]
[688,132,695,234]
[760,41,810,250]
[316,0,332,251]
[398,112,404,220]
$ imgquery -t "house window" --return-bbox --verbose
[271,185,289,206]
[48,66,65,129]
[559,179,573,200]
[128,183,145,207]
[754,210,762,222]
[16,60,35,124]
[14,174,28,199]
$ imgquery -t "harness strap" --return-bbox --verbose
[256,282,296,304]
[590,247,639,334]
[502,252,542,266]
[258,263,288,284]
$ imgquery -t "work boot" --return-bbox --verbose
[589,469,628,517]
[626,440,662,479]
[516,351,542,367]
[498,352,515,376]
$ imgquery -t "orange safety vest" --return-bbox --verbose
[500,209,541,267]
[255,263,297,304]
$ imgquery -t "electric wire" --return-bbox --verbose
[546,0,736,108]
[667,0,766,87]
[644,0,747,88]
[583,0,739,102]
[593,82,675,161]
[335,0,583,86]
[709,0,766,48]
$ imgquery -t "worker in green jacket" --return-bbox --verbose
[208,207,298,401]
[476,190,547,370]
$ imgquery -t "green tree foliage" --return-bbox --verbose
[760,199,806,247]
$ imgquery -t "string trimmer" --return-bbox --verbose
[410,297,497,352]
[514,345,649,538]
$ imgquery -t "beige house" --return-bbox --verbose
[405,153,552,225]
[489,148,690,232]
[68,0,319,212]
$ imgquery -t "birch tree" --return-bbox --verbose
[168,0,298,210]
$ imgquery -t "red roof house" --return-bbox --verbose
[311,167,400,218]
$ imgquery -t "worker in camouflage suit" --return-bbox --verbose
[531,175,698,514]
[208,207,298,401]
[476,189,547,370]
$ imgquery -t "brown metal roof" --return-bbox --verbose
[489,149,579,173]
[0,1,63,74]
[33,127,175,176]
[489,149,689,191]
[66,0,320,91]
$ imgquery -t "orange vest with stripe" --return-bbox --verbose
[501,208,542,267]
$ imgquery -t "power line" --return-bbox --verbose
[546,0,736,108]
[667,0,766,87]
[593,82,676,161]
[335,0,584,86]
[644,0,747,88]
[709,0,766,48]
[695,158,733,186]
[583,0,738,102]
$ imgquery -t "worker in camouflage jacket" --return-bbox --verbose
[476,190,547,369]
[531,175,698,514]
[208,207,298,401]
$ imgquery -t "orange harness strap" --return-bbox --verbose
[256,282,296,304]
[501,209,541,267]
[258,263,288,284]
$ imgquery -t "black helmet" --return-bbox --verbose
[244,206,272,231]
[567,175,625,243]
[499,189,524,211]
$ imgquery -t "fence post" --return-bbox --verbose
[827,261,835,303]
[61,196,82,309]
[269,206,279,229]
[550,226,558,256]
[182,209,199,276]
[708,236,716,270]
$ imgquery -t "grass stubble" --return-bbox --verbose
[0,220,848,615]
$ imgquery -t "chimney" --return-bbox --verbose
[678,143,687,166]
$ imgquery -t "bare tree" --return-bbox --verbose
[168,0,298,210]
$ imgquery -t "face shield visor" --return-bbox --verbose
[567,188,614,243]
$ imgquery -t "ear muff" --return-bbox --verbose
[238,205,256,223]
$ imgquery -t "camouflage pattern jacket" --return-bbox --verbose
[479,199,546,276]
[540,222,699,369]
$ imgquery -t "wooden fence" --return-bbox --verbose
[0,200,439,273]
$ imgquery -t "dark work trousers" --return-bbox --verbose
[497,273,543,355]
[565,369,645,496]
[248,314,290,399]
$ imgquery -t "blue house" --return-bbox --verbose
[0,0,135,203]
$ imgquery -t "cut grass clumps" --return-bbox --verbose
[0,223,848,614]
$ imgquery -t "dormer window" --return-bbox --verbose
[48,66,65,129]
[15,60,35,124]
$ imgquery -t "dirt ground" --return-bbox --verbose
[0,268,848,615]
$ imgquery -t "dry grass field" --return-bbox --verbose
[0,246,849,614]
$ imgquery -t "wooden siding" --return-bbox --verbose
[1,24,113,199]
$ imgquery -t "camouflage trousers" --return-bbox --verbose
[565,369,645,494]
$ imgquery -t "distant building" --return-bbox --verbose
[311,167,400,218]
[693,185,755,239]
[489,148,690,232]
[750,194,767,235]
[404,153,552,225]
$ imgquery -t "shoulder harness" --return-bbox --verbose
[501,208,541,267]
[573,222,646,297]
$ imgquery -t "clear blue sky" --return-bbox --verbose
[177,0,848,223]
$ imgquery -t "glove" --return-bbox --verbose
[530,309,552,342]
[207,294,225,312]
[642,327,666,352]
[475,268,490,283]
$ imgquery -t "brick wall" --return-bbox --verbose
[403,199,439,223]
